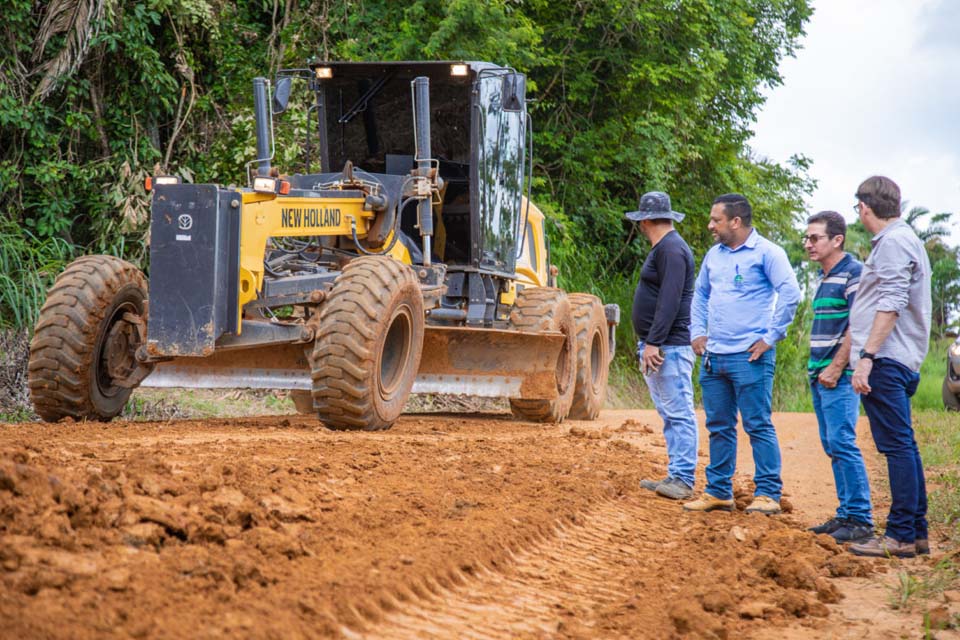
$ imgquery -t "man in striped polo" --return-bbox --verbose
[803,210,873,542]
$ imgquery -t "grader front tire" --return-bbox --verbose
[28,255,148,422]
[508,288,577,423]
[309,256,424,431]
[567,293,610,420]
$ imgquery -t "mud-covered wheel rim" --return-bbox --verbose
[95,298,142,401]
[378,303,414,401]
[556,334,572,396]
[589,330,603,388]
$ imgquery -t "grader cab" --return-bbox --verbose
[28,61,619,430]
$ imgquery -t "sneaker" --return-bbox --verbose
[640,477,666,492]
[849,535,916,558]
[656,477,694,501]
[808,517,845,535]
[916,538,930,555]
[683,493,735,512]
[744,495,781,515]
[830,520,873,543]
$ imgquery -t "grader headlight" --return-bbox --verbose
[144,175,181,191]
[252,176,290,195]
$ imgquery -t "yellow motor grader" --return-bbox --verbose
[28,61,619,430]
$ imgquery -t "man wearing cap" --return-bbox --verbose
[627,191,698,500]
[684,193,801,515]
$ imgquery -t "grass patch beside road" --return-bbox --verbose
[885,408,960,629]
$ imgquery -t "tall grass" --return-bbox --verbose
[0,223,76,329]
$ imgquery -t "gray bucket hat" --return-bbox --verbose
[625,191,685,222]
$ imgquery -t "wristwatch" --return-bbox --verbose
[858,349,876,361]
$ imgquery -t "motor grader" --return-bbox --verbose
[28,60,619,430]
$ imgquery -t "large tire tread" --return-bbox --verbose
[567,293,610,420]
[309,256,424,431]
[508,288,577,423]
[28,255,147,422]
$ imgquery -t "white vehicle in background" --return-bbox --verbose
[944,336,960,411]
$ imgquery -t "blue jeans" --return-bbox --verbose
[811,376,873,524]
[700,349,781,501]
[860,358,927,544]
[639,342,698,488]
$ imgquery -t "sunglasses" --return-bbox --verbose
[801,233,830,244]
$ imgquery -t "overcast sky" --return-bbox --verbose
[750,0,959,242]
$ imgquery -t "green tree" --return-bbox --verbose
[844,207,958,335]
[928,239,960,333]
[2,0,824,415]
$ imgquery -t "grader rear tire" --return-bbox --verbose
[28,255,148,422]
[508,288,577,423]
[567,293,610,419]
[309,256,424,431]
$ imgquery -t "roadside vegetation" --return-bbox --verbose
[887,407,960,633]
[1,1,957,417]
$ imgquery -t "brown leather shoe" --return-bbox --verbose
[683,493,734,512]
[849,535,916,558]
[744,495,781,515]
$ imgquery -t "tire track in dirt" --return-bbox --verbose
[343,496,666,639]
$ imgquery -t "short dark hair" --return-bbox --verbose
[713,193,752,226]
[856,176,900,219]
[807,210,847,248]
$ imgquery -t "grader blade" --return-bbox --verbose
[416,325,565,399]
[142,326,565,400]
[142,343,313,391]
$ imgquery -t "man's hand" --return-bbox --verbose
[852,358,873,394]
[747,339,772,362]
[641,344,665,375]
[817,365,842,389]
[692,336,707,356]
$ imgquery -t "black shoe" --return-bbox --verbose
[808,517,845,535]
[831,520,874,543]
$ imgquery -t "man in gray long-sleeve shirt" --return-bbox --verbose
[847,175,932,559]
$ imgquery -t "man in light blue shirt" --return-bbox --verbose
[683,193,801,515]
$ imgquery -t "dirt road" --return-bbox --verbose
[0,409,941,638]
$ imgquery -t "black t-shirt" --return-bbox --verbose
[631,230,695,346]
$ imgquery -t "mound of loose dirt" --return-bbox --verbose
[0,414,875,639]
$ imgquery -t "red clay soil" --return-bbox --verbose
[0,409,931,639]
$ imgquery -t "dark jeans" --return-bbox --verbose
[860,358,927,543]
[700,349,782,501]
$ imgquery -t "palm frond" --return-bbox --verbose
[30,0,108,102]
[930,211,954,225]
